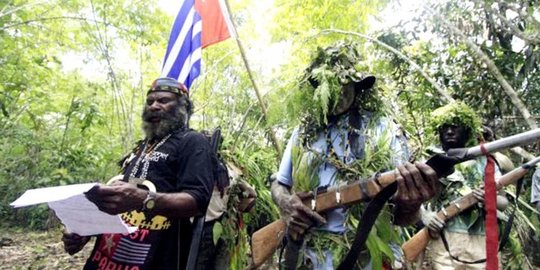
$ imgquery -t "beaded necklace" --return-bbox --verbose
[129,133,172,180]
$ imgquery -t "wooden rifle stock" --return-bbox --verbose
[247,219,287,270]
[402,156,540,262]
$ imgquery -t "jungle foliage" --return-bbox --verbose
[1,0,540,269]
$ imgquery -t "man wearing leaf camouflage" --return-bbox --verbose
[421,102,506,269]
[271,42,439,269]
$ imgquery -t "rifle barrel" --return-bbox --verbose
[466,128,540,158]
[522,156,540,169]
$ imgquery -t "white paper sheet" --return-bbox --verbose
[10,183,98,207]
[10,183,137,236]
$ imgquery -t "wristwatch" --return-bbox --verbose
[141,190,157,212]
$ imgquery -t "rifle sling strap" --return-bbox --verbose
[439,177,523,264]
[281,236,303,270]
[499,177,523,249]
[440,231,486,264]
[336,181,398,270]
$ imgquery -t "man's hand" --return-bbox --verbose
[394,162,438,210]
[238,181,257,199]
[62,231,90,255]
[85,182,147,215]
[472,187,509,211]
[285,192,326,241]
[472,187,484,202]
[270,180,326,241]
[238,181,257,212]
[421,209,445,239]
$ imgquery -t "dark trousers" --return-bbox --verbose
[196,219,229,270]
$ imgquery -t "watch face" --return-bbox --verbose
[145,199,156,210]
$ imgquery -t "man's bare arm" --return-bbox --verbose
[271,180,293,216]
[85,182,202,218]
[270,180,326,241]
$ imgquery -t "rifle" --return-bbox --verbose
[401,155,540,262]
[248,128,540,269]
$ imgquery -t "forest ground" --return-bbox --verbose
[0,227,91,270]
[2,226,540,270]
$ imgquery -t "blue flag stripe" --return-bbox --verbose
[162,8,196,74]
[162,0,192,65]
[177,19,201,86]
[168,17,200,82]
[163,0,194,60]
[161,0,202,89]
[161,6,197,80]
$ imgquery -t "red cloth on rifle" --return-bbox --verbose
[481,144,498,270]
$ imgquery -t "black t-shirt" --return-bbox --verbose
[84,129,214,270]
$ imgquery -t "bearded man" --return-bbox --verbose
[61,77,214,270]
[271,43,439,269]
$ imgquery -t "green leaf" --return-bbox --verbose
[213,221,223,246]
[366,233,382,270]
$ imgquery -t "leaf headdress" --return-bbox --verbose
[295,42,382,144]
[427,101,482,147]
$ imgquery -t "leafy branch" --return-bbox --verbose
[0,16,129,32]
[425,5,538,129]
[474,0,540,45]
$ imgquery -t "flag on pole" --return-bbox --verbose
[196,0,237,48]
[161,0,235,90]
[160,0,201,90]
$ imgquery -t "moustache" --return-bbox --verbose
[142,110,174,122]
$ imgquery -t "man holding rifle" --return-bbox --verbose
[270,42,439,269]
[421,102,507,269]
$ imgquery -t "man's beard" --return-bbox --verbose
[141,105,186,140]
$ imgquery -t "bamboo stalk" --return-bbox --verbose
[222,0,282,160]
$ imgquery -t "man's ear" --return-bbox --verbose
[465,128,473,143]
[353,76,376,91]
[186,98,193,116]
[177,95,193,116]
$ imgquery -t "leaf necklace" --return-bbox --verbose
[129,134,171,180]
[322,113,373,183]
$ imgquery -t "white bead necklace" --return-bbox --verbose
[129,133,172,180]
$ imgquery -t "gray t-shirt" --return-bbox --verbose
[531,167,540,204]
